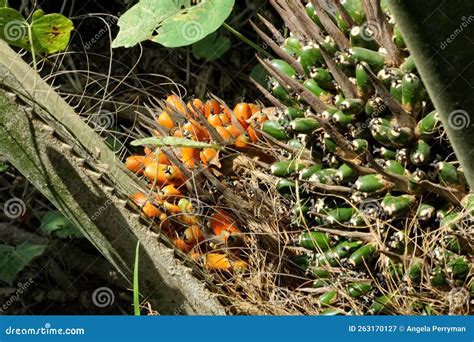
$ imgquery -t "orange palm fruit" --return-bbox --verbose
[200,148,218,165]
[214,126,233,141]
[142,201,163,218]
[208,113,231,127]
[204,99,221,117]
[174,238,193,253]
[210,209,241,238]
[205,253,232,271]
[144,162,186,184]
[182,225,205,245]
[154,151,171,165]
[158,184,183,199]
[125,155,145,174]
[186,98,204,119]
[233,103,252,129]
[247,126,261,143]
[166,94,186,114]
[182,120,210,141]
[130,192,163,219]
[225,124,243,139]
[248,103,261,115]
[235,133,250,148]
[181,147,199,168]
[162,200,182,214]
[157,110,174,129]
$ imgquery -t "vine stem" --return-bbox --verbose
[222,22,272,57]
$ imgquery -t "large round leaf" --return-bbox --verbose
[112,0,234,48]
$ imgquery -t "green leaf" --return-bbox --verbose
[0,243,47,285]
[192,32,230,61]
[133,241,140,316]
[153,0,234,48]
[0,8,73,54]
[40,210,83,238]
[31,13,74,54]
[112,0,234,48]
[0,7,30,49]
[0,161,9,172]
[0,0,8,7]
[131,136,223,150]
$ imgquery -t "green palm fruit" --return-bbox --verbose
[310,68,334,89]
[290,117,321,134]
[271,160,306,177]
[402,73,423,114]
[303,78,330,100]
[436,162,462,186]
[356,62,374,98]
[287,138,305,150]
[351,138,368,153]
[282,37,302,56]
[309,168,337,184]
[319,290,338,307]
[350,26,378,50]
[262,120,290,140]
[417,203,436,221]
[381,193,416,216]
[335,163,357,183]
[348,243,377,266]
[410,140,431,165]
[354,174,389,192]
[275,178,296,195]
[407,260,423,284]
[326,207,356,224]
[299,165,323,179]
[347,282,372,298]
[348,47,385,72]
[255,0,472,314]
[270,59,297,78]
[285,107,305,120]
[299,231,332,251]
[368,294,393,314]
[298,44,324,74]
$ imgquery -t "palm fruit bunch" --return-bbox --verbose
[124,94,270,273]
[251,0,473,314]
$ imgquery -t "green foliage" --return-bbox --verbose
[0,243,47,284]
[0,161,9,172]
[133,241,140,316]
[40,210,83,239]
[112,0,235,48]
[0,7,73,55]
[192,32,230,61]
